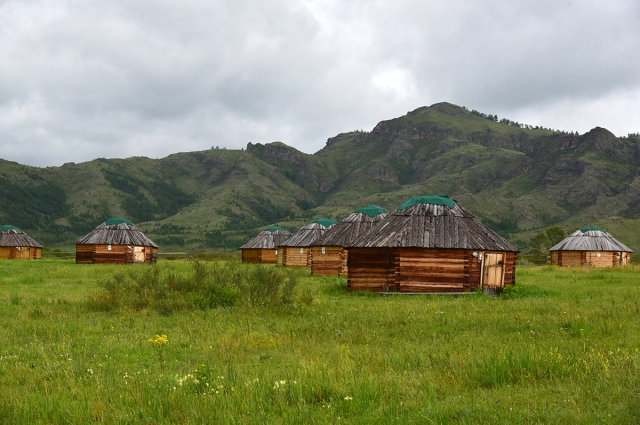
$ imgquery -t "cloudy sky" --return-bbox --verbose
[1,0,639,166]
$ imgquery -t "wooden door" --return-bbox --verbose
[483,253,505,288]
[133,246,145,263]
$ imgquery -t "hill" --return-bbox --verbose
[2,102,640,252]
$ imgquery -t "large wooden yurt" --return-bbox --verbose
[277,218,337,267]
[310,205,389,276]
[0,225,43,260]
[549,227,632,267]
[76,217,158,264]
[346,196,519,294]
[240,226,293,264]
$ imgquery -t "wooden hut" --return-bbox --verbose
[240,226,293,264]
[549,227,632,267]
[277,218,337,267]
[0,225,43,260]
[310,205,389,276]
[346,196,519,294]
[76,217,158,264]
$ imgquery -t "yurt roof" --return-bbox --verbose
[240,227,293,249]
[348,196,519,251]
[549,228,632,252]
[279,220,336,247]
[314,206,389,246]
[0,225,43,248]
[76,218,158,247]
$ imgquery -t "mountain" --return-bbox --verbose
[2,102,640,252]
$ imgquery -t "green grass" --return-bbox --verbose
[1,261,640,423]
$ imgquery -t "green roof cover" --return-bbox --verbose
[311,218,338,227]
[265,226,289,232]
[105,217,134,226]
[398,195,457,210]
[0,225,21,231]
[354,205,389,218]
[580,226,607,234]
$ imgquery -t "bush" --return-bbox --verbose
[88,261,301,314]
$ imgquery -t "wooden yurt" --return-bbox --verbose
[549,227,632,267]
[310,205,389,276]
[240,226,293,264]
[346,196,519,294]
[277,218,337,267]
[0,225,43,260]
[76,217,158,264]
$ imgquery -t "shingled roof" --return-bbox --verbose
[76,218,158,247]
[240,227,293,249]
[279,219,337,247]
[549,228,632,252]
[314,205,388,246]
[348,196,519,251]
[0,226,43,248]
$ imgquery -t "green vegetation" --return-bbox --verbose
[1,260,640,423]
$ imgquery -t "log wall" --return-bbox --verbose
[310,246,343,275]
[76,245,157,264]
[242,249,278,264]
[348,248,516,293]
[551,250,631,267]
[278,247,311,267]
[0,246,42,260]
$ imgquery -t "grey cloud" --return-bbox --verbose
[0,0,638,166]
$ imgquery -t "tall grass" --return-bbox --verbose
[1,261,640,423]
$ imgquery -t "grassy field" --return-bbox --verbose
[1,260,640,424]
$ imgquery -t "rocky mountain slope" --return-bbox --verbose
[2,102,639,251]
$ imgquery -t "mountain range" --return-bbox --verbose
[2,102,640,252]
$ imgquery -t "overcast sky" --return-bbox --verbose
[1,0,639,166]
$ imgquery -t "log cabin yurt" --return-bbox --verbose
[277,218,337,267]
[76,217,158,264]
[240,226,293,264]
[0,225,43,260]
[310,205,389,276]
[346,196,519,294]
[549,227,632,267]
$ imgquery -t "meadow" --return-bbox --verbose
[1,259,640,424]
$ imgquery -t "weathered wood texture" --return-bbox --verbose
[348,203,519,252]
[551,250,632,267]
[242,248,278,264]
[310,246,343,275]
[549,229,632,253]
[77,222,158,247]
[279,223,333,248]
[277,247,311,267]
[310,211,388,276]
[240,230,292,249]
[0,246,41,260]
[75,244,158,264]
[348,248,516,293]
[0,228,43,260]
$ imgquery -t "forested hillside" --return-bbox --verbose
[2,102,640,252]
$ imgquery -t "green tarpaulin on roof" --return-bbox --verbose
[311,218,338,227]
[265,226,289,232]
[105,217,134,226]
[354,205,389,218]
[580,226,607,234]
[398,195,456,210]
[0,225,21,231]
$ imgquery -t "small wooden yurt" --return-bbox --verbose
[277,218,337,267]
[347,196,519,294]
[310,205,389,276]
[0,225,43,260]
[240,226,293,264]
[549,227,632,267]
[76,217,158,264]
